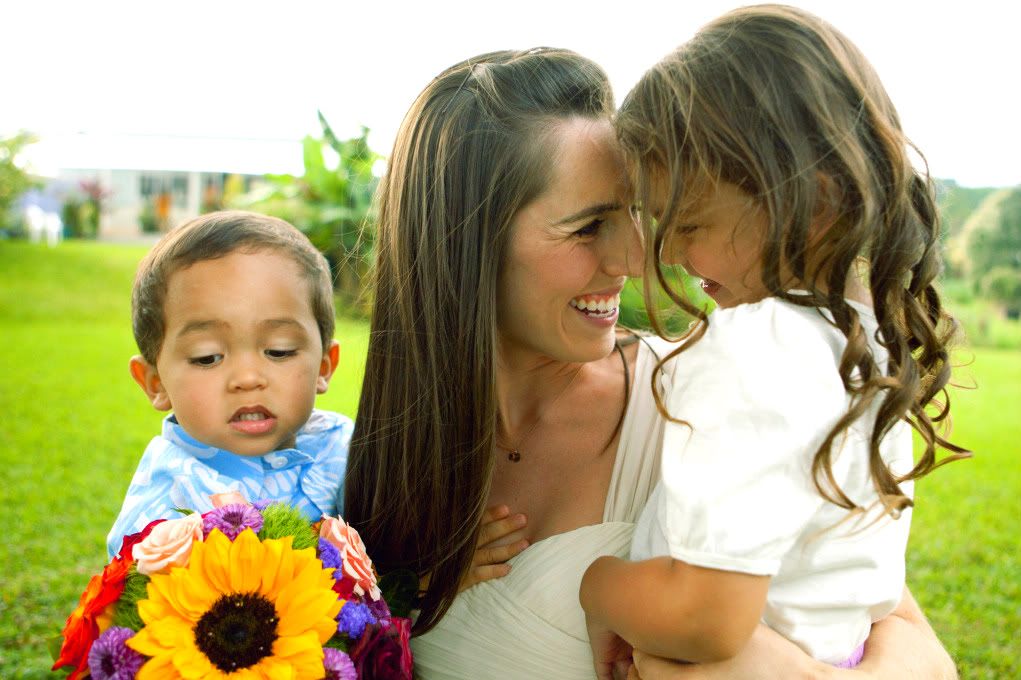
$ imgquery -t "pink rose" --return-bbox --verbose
[320,516,382,600]
[132,514,203,575]
[209,490,248,508]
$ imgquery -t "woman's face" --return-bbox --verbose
[497,117,642,364]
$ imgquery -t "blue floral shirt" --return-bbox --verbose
[106,409,352,558]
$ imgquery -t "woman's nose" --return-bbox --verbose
[603,216,645,278]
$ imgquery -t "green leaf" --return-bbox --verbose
[378,569,420,619]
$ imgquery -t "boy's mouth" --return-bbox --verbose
[229,406,277,434]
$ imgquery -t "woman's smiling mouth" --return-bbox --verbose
[569,292,621,323]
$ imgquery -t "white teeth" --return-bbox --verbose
[238,413,267,421]
[570,293,621,314]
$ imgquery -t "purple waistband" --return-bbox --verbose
[833,642,866,669]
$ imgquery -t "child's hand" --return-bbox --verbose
[587,617,634,680]
[459,504,529,593]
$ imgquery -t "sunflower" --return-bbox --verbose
[127,528,343,679]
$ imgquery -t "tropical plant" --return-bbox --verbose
[0,131,40,229]
[237,113,381,313]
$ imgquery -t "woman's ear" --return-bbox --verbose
[316,340,340,394]
[129,355,172,411]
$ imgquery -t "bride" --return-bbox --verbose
[341,48,956,679]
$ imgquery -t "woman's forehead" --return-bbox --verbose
[542,118,629,203]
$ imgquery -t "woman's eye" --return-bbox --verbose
[189,354,222,367]
[574,218,604,238]
[265,349,298,359]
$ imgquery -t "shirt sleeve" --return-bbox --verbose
[105,438,179,558]
[658,299,851,576]
[298,409,354,518]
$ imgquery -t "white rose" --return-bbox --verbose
[132,513,204,575]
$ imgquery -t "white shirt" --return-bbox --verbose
[631,297,913,664]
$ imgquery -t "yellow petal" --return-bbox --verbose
[136,595,172,625]
[171,640,216,679]
[257,536,285,599]
[228,530,265,593]
[273,559,327,619]
[272,632,325,679]
[200,530,233,593]
[127,626,171,657]
[143,616,195,648]
[276,588,343,638]
[266,537,296,597]
[164,567,218,622]
[136,653,180,680]
[271,631,322,663]
[251,655,296,680]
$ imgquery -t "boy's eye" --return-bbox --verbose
[574,218,604,238]
[189,354,223,367]
[265,349,298,359]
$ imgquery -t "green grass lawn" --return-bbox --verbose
[1,240,1019,678]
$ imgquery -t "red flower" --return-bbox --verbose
[350,617,414,680]
[333,574,356,600]
[52,556,132,678]
[116,518,166,562]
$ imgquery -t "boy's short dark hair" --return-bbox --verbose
[132,210,335,364]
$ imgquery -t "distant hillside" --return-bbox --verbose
[946,185,1021,276]
[935,179,998,240]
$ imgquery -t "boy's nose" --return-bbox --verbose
[228,362,267,391]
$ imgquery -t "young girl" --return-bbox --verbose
[580,4,967,673]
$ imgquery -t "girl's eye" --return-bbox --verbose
[574,218,604,238]
[189,354,222,367]
[675,224,699,236]
[265,349,298,359]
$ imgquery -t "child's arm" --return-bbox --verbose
[580,554,768,663]
[624,587,956,680]
[459,504,529,592]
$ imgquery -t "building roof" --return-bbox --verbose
[28,132,305,176]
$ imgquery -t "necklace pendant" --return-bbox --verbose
[507,450,521,462]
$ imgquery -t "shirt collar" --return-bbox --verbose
[161,415,316,470]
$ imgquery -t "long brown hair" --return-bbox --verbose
[616,5,969,517]
[343,48,614,632]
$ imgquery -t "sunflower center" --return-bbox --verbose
[194,592,279,672]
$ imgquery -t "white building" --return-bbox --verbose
[30,132,303,239]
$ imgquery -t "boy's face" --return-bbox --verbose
[130,250,338,456]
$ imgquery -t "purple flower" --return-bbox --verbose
[87,627,145,680]
[202,503,264,540]
[318,537,343,572]
[366,596,392,627]
[252,499,274,511]
[336,600,378,639]
[323,647,358,680]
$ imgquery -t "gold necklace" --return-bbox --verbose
[497,366,583,462]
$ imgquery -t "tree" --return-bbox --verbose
[965,187,1021,273]
[0,131,39,228]
[981,266,1021,320]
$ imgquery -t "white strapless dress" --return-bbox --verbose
[412,338,675,679]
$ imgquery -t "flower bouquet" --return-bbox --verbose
[52,493,416,679]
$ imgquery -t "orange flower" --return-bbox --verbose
[52,557,132,679]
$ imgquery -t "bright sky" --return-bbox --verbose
[4,0,1019,187]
